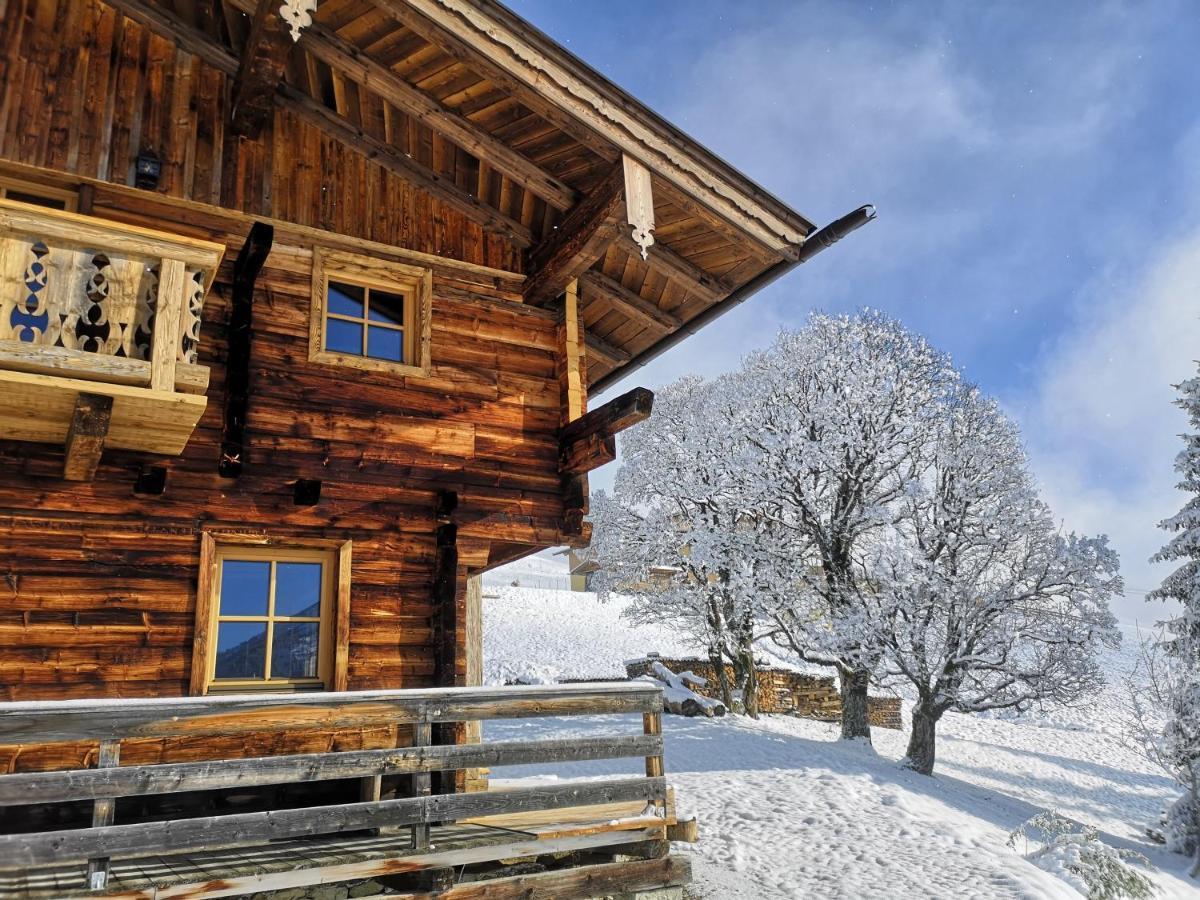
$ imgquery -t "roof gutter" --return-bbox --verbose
[590,204,878,396]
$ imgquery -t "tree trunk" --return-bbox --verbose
[903,702,940,775]
[710,650,733,710]
[839,668,872,742]
[740,649,760,719]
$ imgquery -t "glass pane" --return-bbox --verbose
[219,560,269,616]
[367,289,406,326]
[214,621,267,680]
[367,327,404,362]
[271,622,321,679]
[328,281,365,317]
[326,318,363,355]
[275,562,323,617]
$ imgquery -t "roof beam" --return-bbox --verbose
[230,0,295,138]
[578,270,680,334]
[107,0,532,247]
[523,165,625,305]
[225,0,579,211]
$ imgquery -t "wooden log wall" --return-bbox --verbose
[0,0,520,273]
[0,174,570,772]
[0,0,596,780]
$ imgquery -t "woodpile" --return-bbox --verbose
[625,656,903,729]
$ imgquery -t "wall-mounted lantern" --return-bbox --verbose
[134,150,161,190]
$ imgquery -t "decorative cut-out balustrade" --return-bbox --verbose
[0,199,224,465]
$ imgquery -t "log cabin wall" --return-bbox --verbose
[0,0,521,272]
[0,0,581,775]
[0,171,569,765]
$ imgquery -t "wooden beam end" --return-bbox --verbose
[63,393,113,482]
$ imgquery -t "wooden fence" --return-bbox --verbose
[0,683,685,899]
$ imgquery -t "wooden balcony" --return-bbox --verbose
[0,683,694,899]
[0,200,224,475]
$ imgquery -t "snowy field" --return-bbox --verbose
[482,560,1196,898]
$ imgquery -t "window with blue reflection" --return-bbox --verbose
[219,560,270,616]
[275,562,323,617]
[214,621,267,680]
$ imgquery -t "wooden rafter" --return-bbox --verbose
[230,0,294,138]
[523,165,624,305]
[375,0,620,164]
[390,0,813,255]
[226,0,578,211]
[613,231,730,306]
[107,0,532,247]
[584,332,630,370]
[578,270,680,334]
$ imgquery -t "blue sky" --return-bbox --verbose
[507,0,1200,623]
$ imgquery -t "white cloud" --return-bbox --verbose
[1018,229,1200,623]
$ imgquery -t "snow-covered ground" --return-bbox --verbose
[482,563,1196,898]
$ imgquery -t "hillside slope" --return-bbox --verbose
[482,580,1196,898]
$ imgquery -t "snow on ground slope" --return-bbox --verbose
[483,581,1196,898]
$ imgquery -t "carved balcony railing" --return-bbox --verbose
[0,199,224,469]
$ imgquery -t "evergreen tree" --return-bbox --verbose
[1145,371,1200,876]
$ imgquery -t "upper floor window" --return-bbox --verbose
[310,249,432,377]
[0,177,76,211]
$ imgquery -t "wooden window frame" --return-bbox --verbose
[309,248,433,377]
[0,176,77,211]
[191,533,352,696]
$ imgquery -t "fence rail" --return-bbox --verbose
[0,682,667,894]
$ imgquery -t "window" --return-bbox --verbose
[192,535,352,695]
[310,249,432,376]
[0,177,76,211]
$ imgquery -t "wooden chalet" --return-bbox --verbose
[0,0,871,896]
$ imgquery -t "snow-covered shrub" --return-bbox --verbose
[1008,811,1157,899]
[1151,793,1199,858]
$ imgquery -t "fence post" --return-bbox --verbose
[643,708,665,819]
[412,721,432,851]
[86,739,121,889]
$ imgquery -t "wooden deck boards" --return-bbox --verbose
[467,788,677,840]
[0,816,669,899]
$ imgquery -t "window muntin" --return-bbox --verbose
[310,249,432,377]
[209,548,334,691]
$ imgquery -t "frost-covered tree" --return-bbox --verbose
[869,384,1120,775]
[1142,369,1200,875]
[737,311,959,741]
[588,374,773,715]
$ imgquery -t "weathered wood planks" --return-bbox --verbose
[0,776,666,867]
[0,734,664,805]
[0,683,663,744]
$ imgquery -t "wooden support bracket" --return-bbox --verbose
[524,165,626,306]
[63,392,113,482]
[230,0,296,137]
[558,387,653,476]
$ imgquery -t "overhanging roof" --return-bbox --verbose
[113,0,841,389]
